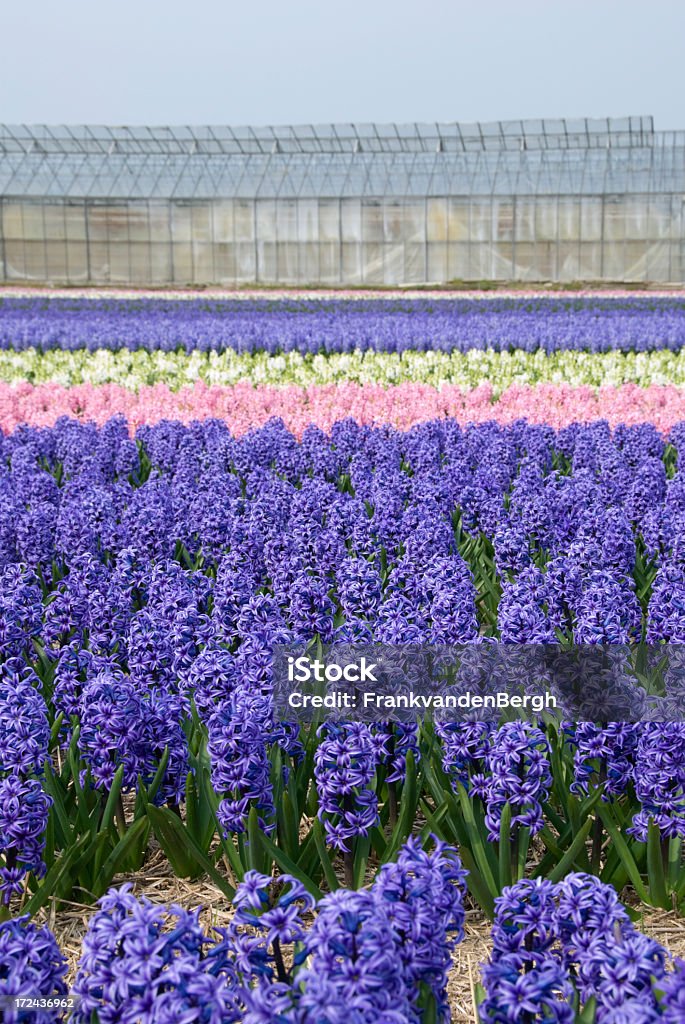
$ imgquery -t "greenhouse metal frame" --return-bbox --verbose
[1,115,683,285]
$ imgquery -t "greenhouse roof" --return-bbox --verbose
[1,117,684,199]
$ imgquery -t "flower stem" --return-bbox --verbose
[388,782,398,829]
[590,755,608,875]
[272,938,289,984]
[344,847,354,888]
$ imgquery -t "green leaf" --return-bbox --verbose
[498,804,513,890]
[516,827,531,880]
[195,769,247,880]
[76,829,111,895]
[667,837,682,889]
[295,829,324,883]
[42,764,74,847]
[133,775,150,819]
[100,765,126,835]
[457,845,495,919]
[415,982,439,1024]
[146,748,170,805]
[68,741,98,838]
[147,806,235,899]
[578,995,597,1023]
[247,807,267,874]
[256,827,323,901]
[369,825,387,860]
[312,818,340,891]
[382,749,417,864]
[596,804,650,904]
[185,771,215,853]
[353,833,371,889]
[49,712,65,750]
[42,810,56,875]
[546,816,594,884]
[220,832,249,884]
[23,834,91,916]
[647,819,669,909]
[93,817,150,894]
[455,782,499,898]
[423,760,452,810]
[278,789,300,861]
[542,799,567,838]
[418,799,449,844]
[148,805,199,876]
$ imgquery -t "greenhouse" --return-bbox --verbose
[0,115,683,285]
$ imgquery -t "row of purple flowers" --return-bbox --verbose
[1,416,685,904]
[2,296,685,353]
[3,850,685,1023]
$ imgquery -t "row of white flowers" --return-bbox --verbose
[1,347,684,393]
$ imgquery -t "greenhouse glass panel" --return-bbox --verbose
[0,117,683,283]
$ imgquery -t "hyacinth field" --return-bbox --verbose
[4,291,685,1022]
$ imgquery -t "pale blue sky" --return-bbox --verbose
[3,0,682,128]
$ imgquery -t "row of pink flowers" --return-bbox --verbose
[2,380,685,435]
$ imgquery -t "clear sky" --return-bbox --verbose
[2,0,682,129]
